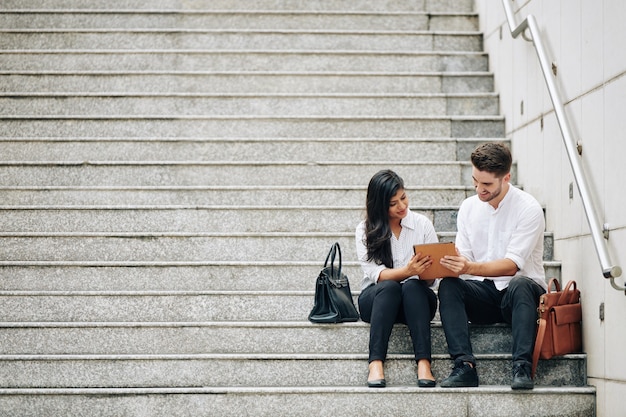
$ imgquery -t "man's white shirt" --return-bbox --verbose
[455,185,547,291]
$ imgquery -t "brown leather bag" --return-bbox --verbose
[531,279,582,377]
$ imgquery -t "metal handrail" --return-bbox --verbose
[500,0,623,290]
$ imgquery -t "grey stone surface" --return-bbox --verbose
[0,162,466,186]
[0,117,502,139]
[1,0,475,12]
[0,261,560,292]
[5,138,490,164]
[0,207,455,233]
[0,322,508,356]
[0,387,596,417]
[0,31,485,52]
[0,233,554,263]
[0,94,501,117]
[0,353,587,388]
[0,73,495,95]
[0,12,478,32]
[0,185,474,206]
[0,51,490,73]
[0,138,471,163]
[0,95,500,118]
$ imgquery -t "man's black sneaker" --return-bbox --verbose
[440,360,479,387]
[511,361,534,390]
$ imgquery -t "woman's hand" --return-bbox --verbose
[377,252,434,283]
[407,252,433,277]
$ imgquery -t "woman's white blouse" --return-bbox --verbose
[355,210,438,291]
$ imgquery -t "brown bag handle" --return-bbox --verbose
[557,280,578,305]
[546,277,561,294]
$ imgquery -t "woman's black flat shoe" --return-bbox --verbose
[417,378,436,388]
[367,379,386,388]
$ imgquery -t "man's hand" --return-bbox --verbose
[440,250,519,277]
[440,254,470,275]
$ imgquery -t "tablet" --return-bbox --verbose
[413,242,460,280]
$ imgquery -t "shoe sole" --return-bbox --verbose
[417,379,436,388]
[367,379,387,388]
[440,381,479,387]
[440,376,479,388]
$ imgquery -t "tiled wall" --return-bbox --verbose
[474,1,626,416]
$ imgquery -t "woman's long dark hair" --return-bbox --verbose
[364,170,404,268]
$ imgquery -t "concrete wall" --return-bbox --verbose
[474,1,626,416]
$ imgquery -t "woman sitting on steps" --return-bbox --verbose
[355,169,438,388]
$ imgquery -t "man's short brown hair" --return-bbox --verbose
[471,142,512,178]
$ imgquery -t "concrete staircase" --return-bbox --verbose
[0,0,595,415]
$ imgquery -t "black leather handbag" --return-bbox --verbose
[308,242,360,323]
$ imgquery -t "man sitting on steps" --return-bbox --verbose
[437,142,548,390]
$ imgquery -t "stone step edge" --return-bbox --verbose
[0,290,322,296]
[0,137,501,143]
[0,231,548,239]
[0,10,476,17]
[0,160,475,166]
[0,70,493,76]
[0,115,504,121]
[0,49,488,56]
[0,353,586,361]
[0,320,498,329]
[0,28,482,35]
[0,135,501,141]
[0,260,562,267]
[0,386,595,395]
[0,204,461,210]
[0,92,500,98]
[0,184,475,190]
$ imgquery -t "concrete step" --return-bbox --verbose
[0,185,473,206]
[0,263,364,292]
[0,386,597,417]
[0,232,554,263]
[0,11,478,32]
[0,138,493,163]
[0,207,458,233]
[0,30,483,52]
[0,51,490,72]
[0,229,558,317]
[0,234,369,263]
[0,262,562,292]
[0,72,495,94]
[0,352,587,388]
[0,232,360,263]
[2,0,477,14]
[0,116,505,139]
[0,290,323,322]
[0,159,514,188]
[0,321,521,356]
[0,94,499,117]
[0,161,472,186]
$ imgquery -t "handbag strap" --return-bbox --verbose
[323,242,342,278]
[532,316,547,378]
[531,278,558,378]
